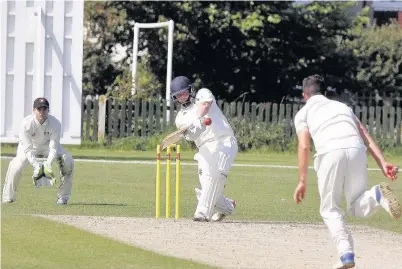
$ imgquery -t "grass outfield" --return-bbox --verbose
[2,215,218,269]
[2,145,402,166]
[1,149,402,268]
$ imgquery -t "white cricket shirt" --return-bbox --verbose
[294,95,366,156]
[20,114,61,166]
[175,88,234,148]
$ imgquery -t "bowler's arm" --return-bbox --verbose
[294,110,310,184]
[297,129,310,184]
[354,116,386,168]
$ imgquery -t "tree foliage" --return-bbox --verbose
[83,1,125,96]
[83,1,401,102]
[342,21,402,94]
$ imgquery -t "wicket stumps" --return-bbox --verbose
[156,144,181,219]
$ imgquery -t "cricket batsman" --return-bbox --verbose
[2,97,74,205]
[171,76,238,222]
[293,74,401,268]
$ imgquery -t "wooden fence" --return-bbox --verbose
[82,96,402,146]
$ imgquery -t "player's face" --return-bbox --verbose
[302,92,308,101]
[175,91,190,104]
[34,107,49,123]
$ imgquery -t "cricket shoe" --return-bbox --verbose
[2,199,14,204]
[333,253,355,269]
[193,212,209,222]
[211,199,237,222]
[56,198,68,205]
[378,182,401,219]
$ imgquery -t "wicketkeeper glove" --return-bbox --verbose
[43,162,56,186]
[32,162,43,180]
[32,162,44,187]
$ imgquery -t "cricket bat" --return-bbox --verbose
[160,127,188,150]
[159,117,212,150]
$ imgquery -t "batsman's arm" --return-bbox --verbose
[19,121,40,167]
[198,101,212,117]
[175,109,206,141]
[196,88,214,117]
[180,119,206,141]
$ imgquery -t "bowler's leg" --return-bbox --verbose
[344,148,379,217]
[316,150,355,259]
[345,148,401,219]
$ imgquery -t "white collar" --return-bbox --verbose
[33,114,49,126]
[306,94,326,103]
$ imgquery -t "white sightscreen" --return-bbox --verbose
[0,0,84,144]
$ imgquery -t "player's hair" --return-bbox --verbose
[302,74,325,97]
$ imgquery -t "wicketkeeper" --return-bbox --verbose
[2,97,74,205]
[293,75,401,269]
[171,76,238,222]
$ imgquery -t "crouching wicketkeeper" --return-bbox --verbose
[2,97,74,205]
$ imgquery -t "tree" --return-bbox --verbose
[83,1,126,96]
[86,1,369,102]
[342,21,402,98]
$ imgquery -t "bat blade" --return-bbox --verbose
[160,128,187,150]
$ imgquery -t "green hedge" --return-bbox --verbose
[230,118,297,152]
[81,119,297,152]
[79,117,402,154]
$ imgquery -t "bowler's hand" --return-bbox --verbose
[294,182,306,204]
[380,161,398,181]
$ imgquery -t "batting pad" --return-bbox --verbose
[195,183,235,214]
[195,174,226,219]
[57,153,74,200]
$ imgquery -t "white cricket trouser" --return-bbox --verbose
[194,136,238,219]
[315,147,380,257]
[2,143,74,202]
